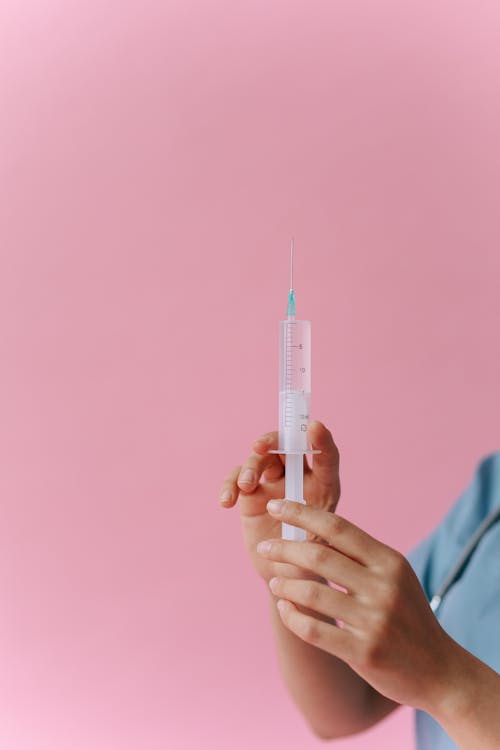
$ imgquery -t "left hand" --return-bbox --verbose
[257,498,457,712]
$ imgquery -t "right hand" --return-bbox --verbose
[219,421,341,583]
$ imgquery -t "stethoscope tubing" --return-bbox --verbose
[429,505,500,614]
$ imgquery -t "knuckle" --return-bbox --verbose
[238,462,258,484]
[386,550,408,582]
[369,607,392,639]
[301,617,321,643]
[263,431,277,441]
[272,577,284,595]
[326,514,344,536]
[302,581,320,607]
[309,543,329,566]
[254,431,276,447]
[264,462,283,479]
[285,500,302,520]
[380,580,401,612]
[359,634,386,669]
[361,644,382,670]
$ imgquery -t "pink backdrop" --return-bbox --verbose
[1,1,500,748]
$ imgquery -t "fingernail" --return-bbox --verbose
[267,499,284,514]
[277,599,286,612]
[239,469,255,485]
[269,577,279,592]
[309,420,322,430]
[257,541,272,554]
[219,490,232,503]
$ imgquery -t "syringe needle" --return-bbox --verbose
[287,238,296,318]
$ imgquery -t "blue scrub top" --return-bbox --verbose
[405,451,500,750]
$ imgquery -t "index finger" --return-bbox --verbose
[253,431,311,473]
[252,431,280,455]
[267,499,387,567]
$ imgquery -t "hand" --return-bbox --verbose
[218,421,341,583]
[257,499,455,712]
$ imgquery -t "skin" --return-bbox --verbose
[220,421,500,747]
[256,498,454,712]
[219,421,341,578]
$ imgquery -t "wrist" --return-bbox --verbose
[419,634,500,750]
[422,634,478,724]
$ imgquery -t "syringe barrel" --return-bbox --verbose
[278,319,312,453]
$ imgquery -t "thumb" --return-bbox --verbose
[307,420,340,488]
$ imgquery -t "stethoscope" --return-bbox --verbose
[429,505,500,614]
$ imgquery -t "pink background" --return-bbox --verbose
[1,1,500,748]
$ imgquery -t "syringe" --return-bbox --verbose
[269,239,321,541]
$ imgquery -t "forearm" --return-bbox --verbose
[267,585,397,738]
[428,638,500,750]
